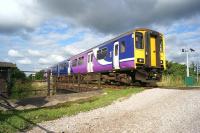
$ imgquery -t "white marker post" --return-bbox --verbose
[186,51,189,77]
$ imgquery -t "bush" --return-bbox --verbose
[11,81,33,99]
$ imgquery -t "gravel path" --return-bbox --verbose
[28,88,200,133]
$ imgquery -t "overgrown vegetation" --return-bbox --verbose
[10,68,33,99]
[0,87,143,133]
[158,61,198,87]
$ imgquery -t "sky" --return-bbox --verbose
[0,0,200,71]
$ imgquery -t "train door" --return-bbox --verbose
[145,31,161,68]
[113,42,120,69]
[68,60,71,75]
[87,52,94,72]
[150,36,156,67]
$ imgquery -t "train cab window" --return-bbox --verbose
[135,32,143,49]
[78,56,84,65]
[120,41,126,53]
[160,39,163,52]
[72,59,77,67]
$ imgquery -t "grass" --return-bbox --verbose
[0,87,144,133]
[157,75,200,87]
[157,75,186,87]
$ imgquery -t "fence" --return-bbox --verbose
[0,70,103,99]
[0,70,54,99]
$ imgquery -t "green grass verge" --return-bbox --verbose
[0,87,144,133]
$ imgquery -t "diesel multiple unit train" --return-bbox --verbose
[47,28,166,84]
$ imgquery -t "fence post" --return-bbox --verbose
[98,73,101,89]
[47,71,50,96]
[78,73,80,89]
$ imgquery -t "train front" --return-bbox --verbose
[133,28,166,82]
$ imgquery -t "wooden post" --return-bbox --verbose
[78,73,80,91]
[47,71,50,96]
[72,74,75,89]
[7,68,11,97]
[98,73,101,89]
[86,74,89,85]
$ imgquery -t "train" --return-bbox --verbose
[47,28,166,85]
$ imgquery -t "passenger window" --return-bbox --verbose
[120,41,126,53]
[102,48,107,58]
[135,32,143,49]
[97,50,102,60]
[97,48,107,60]
[72,59,77,67]
[78,57,84,65]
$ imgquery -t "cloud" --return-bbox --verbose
[8,49,23,57]
[0,0,45,34]
[17,58,31,64]
[28,49,44,57]
[1,0,200,34]
[63,32,113,56]
[38,54,65,65]
[38,58,49,65]
[38,0,200,34]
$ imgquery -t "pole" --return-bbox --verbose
[47,71,50,96]
[197,63,199,83]
[186,51,189,77]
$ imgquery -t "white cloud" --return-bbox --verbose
[38,54,65,65]
[0,0,45,33]
[8,49,23,57]
[63,32,113,56]
[28,49,44,57]
[17,58,31,64]
[38,58,49,65]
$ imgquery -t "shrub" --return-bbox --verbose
[11,81,33,99]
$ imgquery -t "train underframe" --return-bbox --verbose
[54,67,163,90]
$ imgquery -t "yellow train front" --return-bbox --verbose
[133,28,166,83]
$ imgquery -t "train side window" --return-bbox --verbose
[72,59,77,67]
[120,41,126,53]
[97,48,107,60]
[78,56,84,65]
[97,50,101,60]
[135,32,143,49]
[102,48,107,58]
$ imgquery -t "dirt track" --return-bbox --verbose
[28,88,200,133]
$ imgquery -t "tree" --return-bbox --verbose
[11,68,26,81]
[35,71,44,80]
[164,61,186,77]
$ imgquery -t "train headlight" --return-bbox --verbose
[137,58,144,63]
[160,60,163,64]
